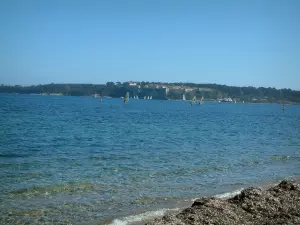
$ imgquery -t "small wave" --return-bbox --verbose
[0,153,28,158]
[270,155,291,161]
[270,155,300,163]
[132,196,175,205]
[190,188,244,202]
[109,208,179,225]
[10,182,104,197]
[90,155,131,161]
[149,165,231,178]
[215,188,244,199]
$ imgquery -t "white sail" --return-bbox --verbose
[183,94,186,101]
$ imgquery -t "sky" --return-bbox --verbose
[0,0,299,89]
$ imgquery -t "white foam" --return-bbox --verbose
[110,189,245,225]
[109,208,180,225]
[189,189,244,202]
[215,188,244,199]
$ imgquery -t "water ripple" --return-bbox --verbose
[1,94,300,224]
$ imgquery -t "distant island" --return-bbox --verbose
[1,82,300,104]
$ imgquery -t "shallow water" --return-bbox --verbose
[0,94,300,224]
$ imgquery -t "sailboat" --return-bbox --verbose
[124,92,129,103]
[183,94,186,101]
[100,95,103,103]
[150,96,152,100]
[144,96,146,99]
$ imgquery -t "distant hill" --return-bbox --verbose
[1,82,299,104]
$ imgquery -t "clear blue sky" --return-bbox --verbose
[0,0,299,89]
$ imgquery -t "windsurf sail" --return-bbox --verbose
[280,90,285,111]
[190,96,196,105]
[183,94,186,101]
[199,92,204,104]
[199,96,204,104]
[124,92,129,103]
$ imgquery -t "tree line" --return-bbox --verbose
[0,82,299,103]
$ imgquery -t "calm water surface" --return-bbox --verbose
[0,94,300,224]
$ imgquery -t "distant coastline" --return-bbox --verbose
[1,82,300,104]
[3,93,300,105]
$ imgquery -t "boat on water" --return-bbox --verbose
[218,98,233,102]
[150,96,152,100]
[94,93,103,102]
[182,94,186,101]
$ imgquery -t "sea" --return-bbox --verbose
[0,94,300,225]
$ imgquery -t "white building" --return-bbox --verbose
[128,82,137,86]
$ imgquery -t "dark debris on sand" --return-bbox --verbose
[146,180,300,225]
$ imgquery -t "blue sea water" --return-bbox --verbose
[0,94,300,225]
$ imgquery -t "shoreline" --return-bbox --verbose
[146,178,300,225]
[2,93,300,105]
[106,177,300,225]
